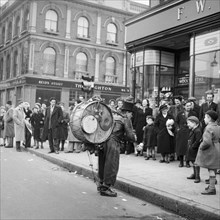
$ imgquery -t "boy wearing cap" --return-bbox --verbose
[195,110,220,195]
[186,116,202,183]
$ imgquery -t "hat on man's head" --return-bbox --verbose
[121,101,134,112]
[159,104,168,111]
[49,97,56,102]
[7,101,12,105]
[205,110,218,121]
[18,100,23,105]
[187,116,199,125]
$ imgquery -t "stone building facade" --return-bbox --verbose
[0,0,146,106]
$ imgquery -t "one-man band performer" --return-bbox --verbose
[97,101,136,197]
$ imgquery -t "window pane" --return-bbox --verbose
[106,57,115,75]
[76,52,87,71]
[77,17,89,37]
[107,23,117,42]
[45,10,58,32]
[194,50,220,104]
[43,47,56,75]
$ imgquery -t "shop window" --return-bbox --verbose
[0,58,3,80]
[105,57,117,83]
[194,50,220,105]
[43,47,56,75]
[45,10,58,32]
[106,23,117,44]
[1,26,5,45]
[6,54,10,79]
[13,50,18,77]
[14,16,20,36]
[23,9,29,31]
[77,17,89,38]
[7,21,12,41]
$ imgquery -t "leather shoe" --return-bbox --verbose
[205,179,217,184]
[187,174,195,179]
[55,151,59,154]
[201,188,216,195]
[48,151,55,154]
[65,151,73,153]
[100,188,117,197]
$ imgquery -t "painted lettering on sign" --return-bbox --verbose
[178,0,206,20]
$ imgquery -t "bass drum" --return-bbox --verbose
[70,101,114,144]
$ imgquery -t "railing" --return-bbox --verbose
[73,70,90,80]
[104,74,118,84]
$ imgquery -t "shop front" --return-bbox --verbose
[125,0,220,105]
[0,75,130,107]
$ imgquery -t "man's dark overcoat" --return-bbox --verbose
[175,110,197,156]
[42,105,63,141]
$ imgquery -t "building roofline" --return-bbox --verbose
[125,0,186,26]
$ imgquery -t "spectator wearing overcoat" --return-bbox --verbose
[195,110,220,195]
[155,104,175,163]
[13,101,25,152]
[199,92,218,131]
[42,97,63,154]
[133,99,152,145]
[4,101,15,148]
[57,103,70,151]
[176,101,197,168]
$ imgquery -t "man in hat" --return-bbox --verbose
[4,101,15,148]
[199,92,218,130]
[42,97,63,154]
[97,100,136,197]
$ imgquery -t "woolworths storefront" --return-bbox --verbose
[125,0,220,105]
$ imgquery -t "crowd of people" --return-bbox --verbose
[0,91,220,196]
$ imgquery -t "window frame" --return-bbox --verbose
[77,16,89,38]
[106,22,117,44]
[45,10,58,33]
[43,47,56,75]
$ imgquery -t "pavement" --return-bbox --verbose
[19,142,220,220]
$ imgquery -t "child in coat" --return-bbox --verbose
[186,116,202,183]
[142,115,157,160]
[195,110,220,195]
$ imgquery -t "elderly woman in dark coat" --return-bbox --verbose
[57,103,70,151]
[176,101,197,168]
[195,110,220,195]
[155,104,175,163]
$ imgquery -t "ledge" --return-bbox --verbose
[77,35,91,41]
[44,29,59,35]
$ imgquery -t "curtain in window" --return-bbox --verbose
[106,57,116,75]
[6,55,10,79]
[13,51,18,77]
[0,58,3,81]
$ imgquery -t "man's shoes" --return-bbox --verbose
[159,159,165,163]
[5,145,13,148]
[65,151,73,153]
[187,174,195,179]
[201,188,216,195]
[145,157,150,160]
[35,147,39,149]
[100,187,117,197]
[55,151,59,154]
[48,151,55,154]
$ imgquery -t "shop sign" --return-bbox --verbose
[177,75,189,86]
[0,78,26,89]
[25,77,130,93]
[194,30,220,55]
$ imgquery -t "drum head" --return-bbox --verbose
[81,115,98,134]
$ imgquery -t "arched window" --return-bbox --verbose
[1,26,5,44]
[106,57,116,75]
[43,47,56,75]
[45,10,58,32]
[14,16,20,36]
[23,9,29,31]
[7,22,12,41]
[6,54,10,79]
[77,17,89,38]
[13,51,18,77]
[76,52,88,72]
[107,23,117,43]
[0,58,3,81]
